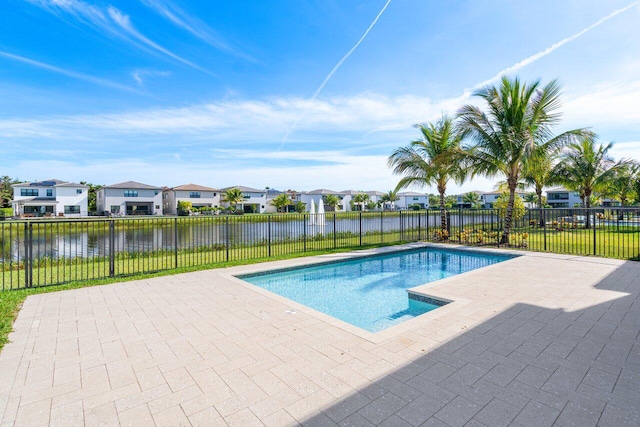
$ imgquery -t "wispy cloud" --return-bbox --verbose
[139,0,253,61]
[26,0,208,72]
[131,69,171,86]
[281,0,393,147]
[0,50,142,93]
[472,1,640,90]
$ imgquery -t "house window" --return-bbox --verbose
[64,205,81,214]
[21,189,38,196]
[154,191,159,195]
[155,205,160,209]
[413,197,419,201]
[189,192,201,198]
[46,189,53,197]
[76,189,82,194]
[124,190,138,197]
[243,194,250,199]
[213,193,217,197]
[110,205,120,214]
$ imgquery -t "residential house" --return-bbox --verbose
[11,179,88,217]
[97,181,163,216]
[396,192,430,210]
[481,191,527,209]
[221,186,267,213]
[455,191,485,209]
[545,187,582,208]
[163,184,220,215]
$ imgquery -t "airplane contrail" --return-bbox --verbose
[280,0,393,148]
[0,51,143,94]
[472,1,640,90]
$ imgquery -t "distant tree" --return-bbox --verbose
[444,195,457,209]
[270,193,292,213]
[494,193,526,222]
[222,188,245,211]
[293,201,306,213]
[609,163,639,206]
[80,181,102,213]
[380,190,399,210]
[524,192,538,208]
[323,194,341,211]
[0,176,19,208]
[352,193,371,211]
[462,192,482,209]
[177,200,192,216]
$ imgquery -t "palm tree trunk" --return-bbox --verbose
[536,185,544,227]
[439,190,447,239]
[584,189,592,229]
[500,179,517,244]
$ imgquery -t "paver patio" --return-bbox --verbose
[0,243,639,426]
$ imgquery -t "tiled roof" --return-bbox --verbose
[171,184,219,192]
[221,186,264,193]
[103,181,162,190]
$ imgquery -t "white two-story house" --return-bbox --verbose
[97,181,163,216]
[163,184,220,215]
[396,192,430,210]
[545,187,583,208]
[11,179,88,218]
[300,189,347,212]
[221,186,267,213]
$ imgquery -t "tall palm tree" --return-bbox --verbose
[388,116,466,234]
[222,187,245,212]
[553,137,631,227]
[270,193,292,213]
[457,76,585,244]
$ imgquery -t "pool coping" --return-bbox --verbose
[223,242,526,343]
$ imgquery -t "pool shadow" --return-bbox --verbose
[300,260,640,426]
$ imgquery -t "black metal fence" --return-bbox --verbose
[1,207,639,290]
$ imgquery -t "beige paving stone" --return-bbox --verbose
[2,245,640,427]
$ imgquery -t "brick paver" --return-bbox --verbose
[1,243,639,426]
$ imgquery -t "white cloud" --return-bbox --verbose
[139,0,253,61]
[26,0,206,72]
[131,69,171,86]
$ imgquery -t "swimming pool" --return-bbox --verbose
[239,248,515,333]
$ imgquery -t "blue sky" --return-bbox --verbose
[1,0,640,193]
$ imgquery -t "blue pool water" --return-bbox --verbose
[239,248,515,333]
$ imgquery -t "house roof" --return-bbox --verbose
[398,192,426,197]
[365,191,385,196]
[339,190,365,195]
[12,197,59,205]
[305,189,340,195]
[171,184,219,192]
[12,179,87,188]
[103,181,162,190]
[546,187,571,193]
[222,185,264,193]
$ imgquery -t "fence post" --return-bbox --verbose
[23,222,30,288]
[400,210,403,241]
[333,213,337,249]
[418,211,421,241]
[359,211,363,246]
[593,209,597,256]
[303,214,307,252]
[225,216,229,262]
[543,209,547,251]
[380,211,383,243]
[109,220,115,277]
[174,218,178,268]
[268,215,271,257]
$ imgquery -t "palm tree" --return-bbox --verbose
[322,194,341,212]
[270,193,292,213]
[553,137,632,227]
[457,76,585,244]
[380,190,399,210]
[388,116,466,234]
[462,192,482,209]
[222,187,245,212]
[523,192,537,208]
[608,163,639,207]
[352,193,371,211]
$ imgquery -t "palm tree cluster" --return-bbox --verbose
[388,76,639,244]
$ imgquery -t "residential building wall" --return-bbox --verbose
[163,190,220,215]
[546,190,582,208]
[12,182,88,217]
[97,188,163,215]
